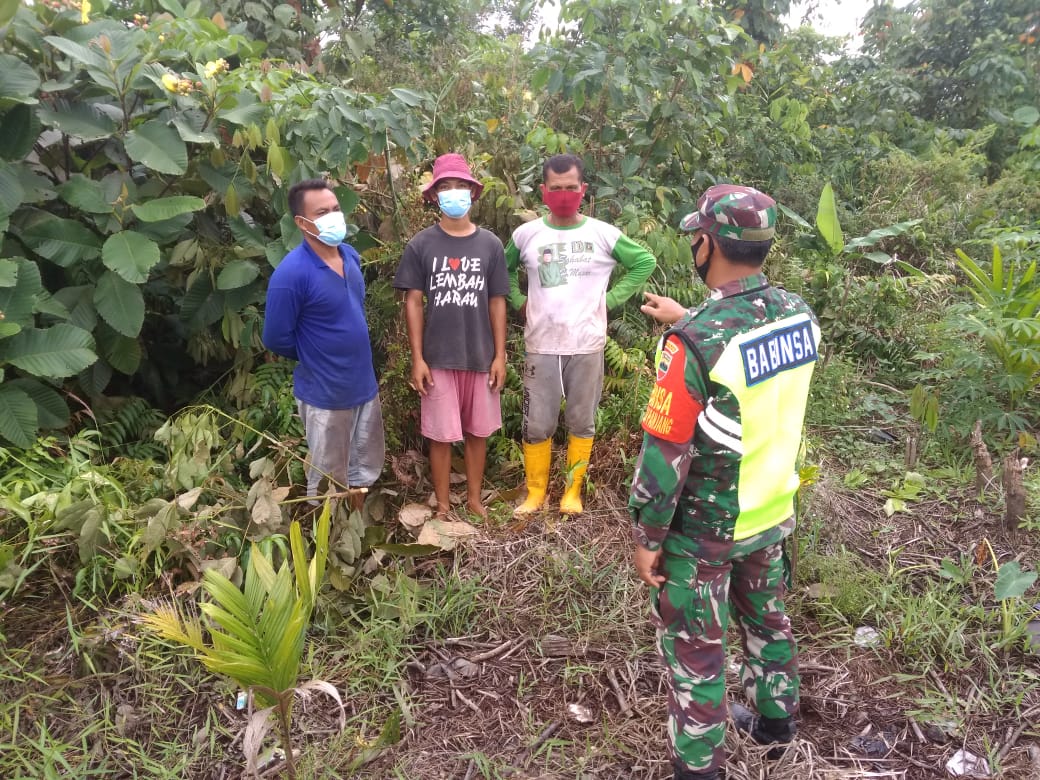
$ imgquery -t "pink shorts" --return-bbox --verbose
[420,369,502,443]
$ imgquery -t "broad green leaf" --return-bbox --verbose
[172,110,220,145]
[0,258,16,287]
[141,501,182,555]
[0,258,42,326]
[36,103,117,141]
[78,508,102,564]
[0,104,41,161]
[94,271,144,337]
[134,213,193,246]
[994,561,1037,601]
[113,556,139,579]
[1012,106,1039,126]
[227,216,266,249]
[547,69,563,93]
[79,360,112,397]
[59,176,113,214]
[864,252,891,264]
[39,73,79,93]
[0,323,96,378]
[21,217,102,267]
[895,260,926,277]
[125,121,187,175]
[52,285,97,331]
[157,0,186,15]
[132,196,206,223]
[96,323,141,375]
[14,165,55,203]
[273,2,296,25]
[389,87,425,107]
[35,292,70,320]
[54,499,94,532]
[180,274,224,330]
[102,231,160,283]
[332,186,360,216]
[6,377,69,429]
[815,183,844,257]
[266,243,286,268]
[531,66,550,92]
[846,219,922,250]
[0,383,36,448]
[198,161,255,202]
[218,101,266,127]
[0,54,40,105]
[0,162,25,220]
[43,35,108,69]
[217,259,260,290]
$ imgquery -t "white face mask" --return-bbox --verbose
[301,211,347,246]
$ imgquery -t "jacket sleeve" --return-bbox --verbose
[504,238,527,310]
[605,233,657,310]
[628,434,694,550]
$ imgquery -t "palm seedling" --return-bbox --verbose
[141,501,341,777]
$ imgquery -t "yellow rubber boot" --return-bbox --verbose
[515,439,552,514]
[559,435,594,515]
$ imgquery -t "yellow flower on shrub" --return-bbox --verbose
[203,59,230,79]
[161,73,194,95]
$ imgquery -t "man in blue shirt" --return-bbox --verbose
[263,179,385,497]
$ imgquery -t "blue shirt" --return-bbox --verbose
[262,241,378,410]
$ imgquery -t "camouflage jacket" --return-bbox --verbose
[628,273,820,562]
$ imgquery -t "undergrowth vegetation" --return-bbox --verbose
[1,0,1038,777]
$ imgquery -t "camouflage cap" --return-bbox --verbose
[679,184,777,241]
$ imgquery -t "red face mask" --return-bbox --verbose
[542,188,584,218]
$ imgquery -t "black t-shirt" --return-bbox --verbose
[393,224,509,371]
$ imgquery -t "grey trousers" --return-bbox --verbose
[521,351,604,442]
[298,395,385,496]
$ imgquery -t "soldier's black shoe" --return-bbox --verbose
[731,701,795,759]
[671,762,724,780]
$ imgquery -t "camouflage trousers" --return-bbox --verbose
[651,538,799,773]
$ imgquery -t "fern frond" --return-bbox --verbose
[97,397,166,453]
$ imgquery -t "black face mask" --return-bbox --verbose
[691,235,714,284]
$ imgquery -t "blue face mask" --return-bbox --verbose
[302,211,347,246]
[437,189,472,219]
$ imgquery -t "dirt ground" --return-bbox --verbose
[2,453,1037,779]
[352,472,1040,780]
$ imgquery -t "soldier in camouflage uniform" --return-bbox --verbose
[628,185,820,780]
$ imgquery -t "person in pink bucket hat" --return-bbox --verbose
[393,153,508,518]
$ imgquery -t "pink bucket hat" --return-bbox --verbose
[421,153,484,203]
